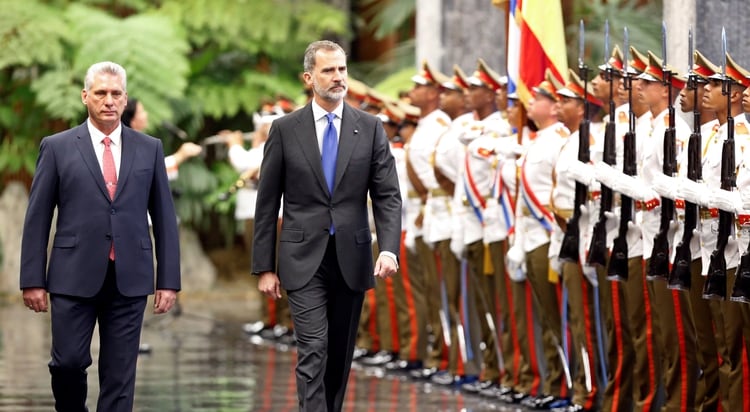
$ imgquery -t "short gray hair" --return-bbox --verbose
[84,61,127,92]
[303,40,346,73]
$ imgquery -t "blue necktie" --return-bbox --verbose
[322,112,338,234]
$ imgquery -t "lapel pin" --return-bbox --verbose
[354,129,359,134]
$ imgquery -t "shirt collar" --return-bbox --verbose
[311,99,344,122]
[87,118,122,146]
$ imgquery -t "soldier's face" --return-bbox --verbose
[679,86,695,113]
[742,86,750,113]
[495,87,508,111]
[703,80,725,112]
[591,72,610,102]
[439,89,466,115]
[637,80,661,108]
[556,96,583,126]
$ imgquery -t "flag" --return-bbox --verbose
[506,0,520,97]
[512,0,569,107]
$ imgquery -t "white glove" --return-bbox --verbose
[708,188,742,213]
[582,264,599,287]
[457,123,484,145]
[568,161,596,186]
[495,140,525,158]
[450,236,465,260]
[739,185,750,211]
[506,244,526,280]
[549,256,563,275]
[652,174,679,200]
[676,178,708,206]
[610,172,649,201]
[626,220,642,246]
[404,230,417,254]
[594,162,618,188]
[667,219,680,244]
[508,264,527,282]
[603,210,619,234]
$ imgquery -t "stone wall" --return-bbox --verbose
[416,0,507,77]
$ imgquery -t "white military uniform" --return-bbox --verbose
[404,109,451,248]
[514,122,569,253]
[638,109,690,259]
[454,111,512,247]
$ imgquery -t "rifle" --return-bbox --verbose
[647,22,677,281]
[560,20,591,262]
[607,28,635,281]
[588,20,615,267]
[668,28,699,290]
[704,28,734,300]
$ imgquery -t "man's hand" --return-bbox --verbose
[258,272,282,299]
[154,289,178,314]
[374,255,398,278]
[22,287,48,313]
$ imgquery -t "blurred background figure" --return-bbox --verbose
[121,97,202,180]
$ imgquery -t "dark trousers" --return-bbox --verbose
[49,260,147,412]
[287,236,365,412]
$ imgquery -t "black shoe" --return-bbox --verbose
[242,321,268,335]
[271,324,290,339]
[409,367,438,380]
[523,394,571,410]
[461,380,496,394]
[560,405,591,412]
[138,343,152,354]
[498,389,528,404]
[384,359,422,372]
[359,350,395,366]
[479,384,513,398]
[352,347,373,361]
[259,327,277,340]
[276,331,296,346]
[429,371,455,386]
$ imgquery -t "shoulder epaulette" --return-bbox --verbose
[736,122,749,136]
[436,117,450,127]
[556,127,569,138]
[618,111,628,124]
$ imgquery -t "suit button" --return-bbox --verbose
[111,209,116,215]
[105,234,112,240]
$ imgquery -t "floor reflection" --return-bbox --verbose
[0,299,526,412]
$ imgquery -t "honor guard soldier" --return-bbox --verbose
[405,60,452,379]
[668,51,750,411]
[554,69,604,412]
[448,58,512,389]
[506,71,571,409]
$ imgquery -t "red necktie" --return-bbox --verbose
[102,136,117,259]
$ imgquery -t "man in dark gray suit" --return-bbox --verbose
[20,61,181,411]
[253,40,402,411]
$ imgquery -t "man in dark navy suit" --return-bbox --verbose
[253,40,402,411]
[20,61,181,412]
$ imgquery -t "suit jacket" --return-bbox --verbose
[252,102,402,292]
[20,122,181,298]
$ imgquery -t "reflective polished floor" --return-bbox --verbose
[0,292,532,411]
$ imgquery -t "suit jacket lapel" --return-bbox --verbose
[115,127,136,200]
[293,104,330,195]
[333,103,360,194]
[74,123,111,201]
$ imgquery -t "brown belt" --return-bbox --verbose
[430,188,450,197]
